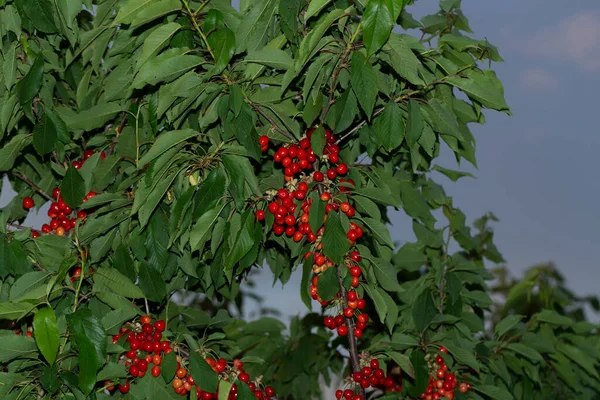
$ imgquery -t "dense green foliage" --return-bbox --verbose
[0,0,598,399]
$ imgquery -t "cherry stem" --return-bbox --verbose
[336,265,365,397]
[11,172,53,202]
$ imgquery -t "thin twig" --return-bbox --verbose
[144,298,150,315]
[6,222,29,231]
[11,172,53,201]
[336,265,365,396]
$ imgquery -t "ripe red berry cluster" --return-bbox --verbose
[24,185,97,238]
[108,315,171,395]
[256,128,352,243]
[342,358,402,394]
[419,347,472,400]
[109,316,276,399]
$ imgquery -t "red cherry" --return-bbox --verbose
[52,187,61,198]
[313,171,324,182]
[370,359,380,369]
[337,325,348,336]
[255,210,265,221]
[350,266,362,277]
[336,163,348,175]
[83,150,94,160]
[118,380,130,394]
[154,320,166,332]
[22,197,34,209]
[151,365,160,377]
[327,169,337,180]
[72,161,82,169]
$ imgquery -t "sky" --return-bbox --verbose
[1,0,599,322]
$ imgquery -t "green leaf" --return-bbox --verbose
[10,271,50,301]
[351,52,378,118]
[390,332,419,350]
[224,210,255,277]
[316,267,339,302]
[244,49,294,70]
[190,206,223,252]
[230,105,260,161]
[18,55,44,104]
[3,44,17,90]
[446,69,509,112]
[444,344,480,372]
[101,308,138,335]
[0,302,34,320]
[296,8,345,68]
[63,102,122,131]
[361,217,394,248]
[507,342,544,363]
[97,362,127,382]
[94,267,145,298]
[376,102,404,151]
[433,165,474,182]
[410,349,429,396]
[384,34,424,85]
[535,309,574,326]
[139,264,167,302]
[60,166,86,209]
[412,287,437,331]
[406,100,423,147]
[161,350,178,382]
[33,308,59,365]
[115,0,154,24]
[189,352,218,392]
[0,134,32,172]
[321,212,350,265]
[138,129,197,167]
[218,381,233,400]
[33,113,58,155]
[372,260,402,292]
[66,308,106,395]
[235,0,278,53]
[133,53,203,89]
[388,352,415,378]
[365,283,387,323]
[311,126,326,157]
[474,385,514,400]
[137,23,181,71]
[308,191,326,234]
[330,89,357,134]
[362,0,394,56]
[494,315,523,338]
[21,0,57,33]
[208,27,236,75]
[0,334,38,363]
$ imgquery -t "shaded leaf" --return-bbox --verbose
[33,307,59,365]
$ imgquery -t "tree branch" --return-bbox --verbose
[6,222,29,231]
[336,265,365,397]
[11,172,53,201]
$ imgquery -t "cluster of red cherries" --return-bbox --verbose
[23,150,103,238]
[419,347,472,400]
[109,316,276,399]
[257,127,401,395]
[256,128,353,243]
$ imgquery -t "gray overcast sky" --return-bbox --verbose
[1,0,598,321]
